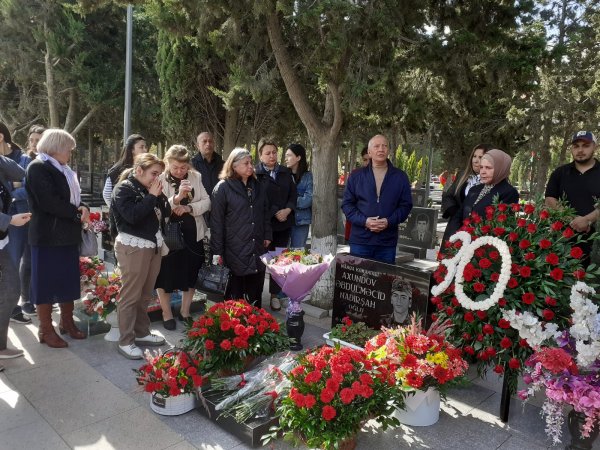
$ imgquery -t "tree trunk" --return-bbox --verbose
[44,21,59,128]
[222,106,239,160]
[71,106,100,138]
[533,115,552,197]
[64,89,77,133]
[310,135,340,309]
[266,7,343,309]
[558,123,571,166]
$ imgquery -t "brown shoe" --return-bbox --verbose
[37,304,68,348]
[59,302,86,339]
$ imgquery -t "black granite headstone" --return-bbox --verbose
[397,207,437,249]
[332,253,432,330]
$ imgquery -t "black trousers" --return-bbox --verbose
[226,270,266,308]
[268,228,291,295]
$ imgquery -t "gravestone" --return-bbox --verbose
[398,206,437,249]
[332,253,432,330]
[411,188,427,207]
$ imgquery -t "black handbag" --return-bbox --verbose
[163,220,185,252]
[196,264,231,295]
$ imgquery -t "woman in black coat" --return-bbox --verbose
[26,129,90,348]
[445,149,519,241]
[441,143,492,243]
[255,139,297,310]
[211,148,272,307]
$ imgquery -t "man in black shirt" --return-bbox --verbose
[545,130,600,259]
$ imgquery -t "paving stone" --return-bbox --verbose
[0,417,70,450]
[63,406,183,449]
[163,441,199,450]
[32,374,138,434]
[0,386,40,433]
[8,356,105,402]
[496,435,549,450]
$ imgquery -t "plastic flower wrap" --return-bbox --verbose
[431,200,599,386]
[261,248,334,316]
[81,273,121,319]
[135,349,204,397]
[365,315,468,393]
[183,300,289,374]
[88,212,108,234]
[329,316,380,348]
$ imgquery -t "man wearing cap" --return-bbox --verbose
[545,131,600,260]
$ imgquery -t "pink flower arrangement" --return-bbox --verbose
[519,333,600,444]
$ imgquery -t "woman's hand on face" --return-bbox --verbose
[10,212,31,227]
[264,240,271,247]
[148,179,163,197]
[78,206,90,223]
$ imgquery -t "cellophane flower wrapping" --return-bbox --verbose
[261,248,334,315]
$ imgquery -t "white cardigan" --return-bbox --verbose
[159,170,210,242]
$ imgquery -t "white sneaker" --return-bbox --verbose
[134,334,165,346]
[118,344,143,360]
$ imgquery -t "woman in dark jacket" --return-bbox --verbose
[441,143,492,243]
[285,143,313,249]
[111,153,170,359]
[26,129,90,348]
[255,139,297,310]
[211,148,272,307]
[0,155,31,363]
[445,149,519,241]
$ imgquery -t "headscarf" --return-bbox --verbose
[481,149,512,186]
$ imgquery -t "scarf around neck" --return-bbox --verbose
[38,153,81,207]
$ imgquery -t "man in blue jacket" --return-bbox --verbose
[342,135,412,264]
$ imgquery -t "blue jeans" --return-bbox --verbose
[350,243,396,264]
[7,223,32,313]
[290,225,310,249]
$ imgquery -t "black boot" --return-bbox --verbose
[286,311,305,351]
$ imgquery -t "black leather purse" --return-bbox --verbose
[163,220,185,252]
[196,264,231,295]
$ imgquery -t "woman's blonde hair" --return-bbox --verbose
[37,129,76,157]
[219,148,253,180]
[163,144,190,170]
[118,153,165,182]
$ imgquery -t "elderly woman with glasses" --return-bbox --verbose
[210,148,272,307]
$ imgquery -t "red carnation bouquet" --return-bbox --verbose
[183,300,289,374]
[79,255,105,289]
[431,200,599,392]
[135,349,204,397]
[264,345,402,449]
[365,316,468,394]
[88,211,108,234]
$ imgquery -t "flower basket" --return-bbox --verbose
[326,316,379,349]
[135,349,204,415]
[150,392,197,416]
[262,345,402,449]
[393,388,440,426]
[183,300,289,375]
[322,333,364,351]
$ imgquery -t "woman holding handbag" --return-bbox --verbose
[111,153,170,359]
[211,148,272,307]
[26,129,90,348]
[155,145,210,330]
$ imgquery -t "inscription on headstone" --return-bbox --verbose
[332,253,432,330]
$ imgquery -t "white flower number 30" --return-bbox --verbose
[431,231,512,311]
